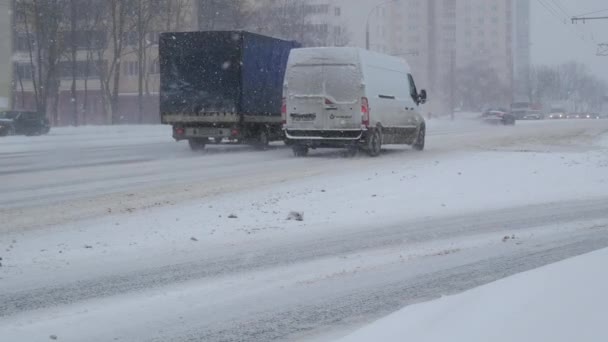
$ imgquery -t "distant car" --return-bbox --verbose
[0,111,50,136]
[566,113,582,119]
[481,110,515,125]
[548,112,565,119]
[522,110,544,120]
[581,113,600,119]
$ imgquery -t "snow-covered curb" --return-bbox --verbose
[336,247,608,342]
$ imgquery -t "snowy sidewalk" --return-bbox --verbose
[336,247,608,342]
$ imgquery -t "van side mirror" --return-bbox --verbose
[418,89,427,104]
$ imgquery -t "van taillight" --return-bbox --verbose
[281,97,287,125]
[361,97,370,127]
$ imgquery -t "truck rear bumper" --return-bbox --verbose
[173,126,239,141]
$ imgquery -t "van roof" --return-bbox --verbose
[288,47,411,73]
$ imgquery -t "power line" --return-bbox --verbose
[549,0,570,18]
[574,8,608,17]
[536,0,593,46]
[537,0,561,19]
[549,0,597,43]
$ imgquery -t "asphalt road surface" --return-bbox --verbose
[1,118,608,341]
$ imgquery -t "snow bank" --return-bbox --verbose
[0,125,171,154]
[336,247,608,342]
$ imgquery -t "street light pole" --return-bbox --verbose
[366,0,396,50]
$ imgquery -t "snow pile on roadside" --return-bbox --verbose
[336,247,608,342]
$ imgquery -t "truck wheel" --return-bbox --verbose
[413,125,425,151]
[366,128,382,157]
[188,138,207,151]
[293,146,309,157]
[255,129,270,150]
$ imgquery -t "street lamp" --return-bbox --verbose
[366,0,397,50]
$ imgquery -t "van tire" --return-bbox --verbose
[293,146,309,157]
[413,125,425,151]
[366,128,382,157]
[188,138,207,151]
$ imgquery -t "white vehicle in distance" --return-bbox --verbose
[282,47,427,157]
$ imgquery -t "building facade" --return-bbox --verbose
[386,0,529,114]
[512,0,531,102]
[0,0,12,111]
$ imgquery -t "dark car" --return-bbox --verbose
[481,109,516,125]
[0,111,50,136]
[522,110,544,120]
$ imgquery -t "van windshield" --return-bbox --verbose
[287,64,360,102]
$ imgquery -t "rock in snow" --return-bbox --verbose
[287,211,304,221]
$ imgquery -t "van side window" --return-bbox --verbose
[407,74,418,103]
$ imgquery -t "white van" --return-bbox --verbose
[282,47,427,157]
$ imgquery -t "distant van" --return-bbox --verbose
[282,47,427,157]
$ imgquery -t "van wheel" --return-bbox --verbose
[293,146,309,157]
[413,125,425,151]
[188,138,207,151]
[366,128,382,157]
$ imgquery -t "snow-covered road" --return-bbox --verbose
[1,118,608,341]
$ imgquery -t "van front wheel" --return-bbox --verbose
[366,128,382,157]
[413,125,425,151]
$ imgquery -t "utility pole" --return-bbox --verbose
[571,15,608,57]
[449,50,455,120]
[571,16,608,23]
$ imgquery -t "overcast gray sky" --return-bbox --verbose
[531,0,608,80]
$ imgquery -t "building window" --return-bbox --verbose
[58,61,102,79]
[15,34,34,52]
[148,31,160,45]
[123,31,138,46]
[14,63,33,80]
[124,61,139,76]
[334,7,341,16]
[149,61,160,74]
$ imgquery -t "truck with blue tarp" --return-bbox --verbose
[159,31,300,150]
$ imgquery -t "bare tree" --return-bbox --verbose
[15,0,67,125]
[529,62,607,112]
[93,0,135,124]
[196,0,250,30]
[247,0,349,47]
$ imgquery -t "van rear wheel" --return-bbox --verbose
[366,128,382,157]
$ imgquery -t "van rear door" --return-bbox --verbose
[285,64,361,131]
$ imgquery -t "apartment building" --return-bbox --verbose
[12,1,195,125]
[387,0,530,114]
[512,0,531,101]
[0,0,11,111]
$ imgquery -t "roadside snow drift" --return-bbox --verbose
[337,247,608,342]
